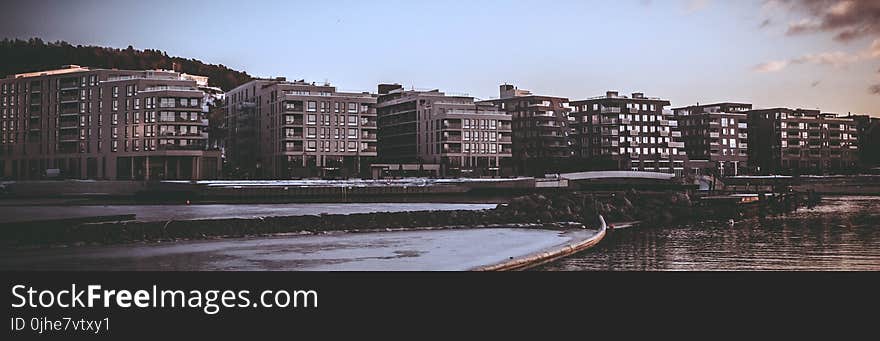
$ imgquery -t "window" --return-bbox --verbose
[307,101,317,112]
[347,103,357,113]
[307,127,316,138]
[348,128,357,138]
[159,98,176,108]
[189,98,198,107]
[307,114,316,124]
[112,86,118,98]
[307,140,316,151]
[348,115,357,125]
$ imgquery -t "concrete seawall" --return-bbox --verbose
[473,216,608,271]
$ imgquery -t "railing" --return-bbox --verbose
[284,146,304,152]
[142,86,200,92]
[671,131,682,137]
[158,144,209,151]
[600,107,621,114]
[737,123,747,129]
[738,133,748,139]
[668,141,685,148]
[284,120,305,126]
[709,132,720,138]
[59,135,79,142]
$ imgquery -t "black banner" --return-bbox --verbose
[2,272,876,338]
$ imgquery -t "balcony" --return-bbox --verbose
[362,121,377,128]
[361,133,378,140]
[442,122,462,130]
[498,124,512,131]
[671,131,682,137]
[499,136,512,143]
[361,146,378,153]
[738,133,748,139]
[60,107,79,116]
[59,95,79,103]
[600,107,621,114]
[739,143,748,149]
[158,144,209,151]
[284,146,304,152]
[159,132,208,139]
[737,123,748,129]
[658,120,670,126]
[283,119,305,126]
[668,141,685,148]
[59,83,78,91]
[59,121,79,130]
[709,132,720,138]
[442,135,462,142]
[59,134,79,142]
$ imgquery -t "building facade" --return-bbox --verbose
[672,103,751,176]
[851,115,880,170]
[479,85,572,176]
[376,84,512,177]
[0,65,219,180]
[569,91,688,175]
[747,108,858,175]
[224,78,378,178]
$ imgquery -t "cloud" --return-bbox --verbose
[686,0,711,13]
[753,60,790,72]
[753,38,880,72]
[770,0,880,42]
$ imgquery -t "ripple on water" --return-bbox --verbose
[540,196,880,271]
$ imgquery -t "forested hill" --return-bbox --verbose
[0,38,252,91]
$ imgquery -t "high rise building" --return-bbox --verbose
[0,65,220,180]
[376,84,513,177]
[478,85,573,176]
[569,91,689,175]
[224,78,378,178]
[672,102,751,176]
[747,108,858,175]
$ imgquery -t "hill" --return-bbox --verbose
[0,38,251,91]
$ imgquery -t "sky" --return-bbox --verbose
[1,0,878,116]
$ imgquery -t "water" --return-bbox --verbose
[0,203,498,223]
[540,196,880,271]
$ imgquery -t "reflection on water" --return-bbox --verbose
[540,196,880,271]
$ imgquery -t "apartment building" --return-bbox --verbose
[0,65,219,180]
[748,108,858,175]
[478,85,572,176]
[224,78,378,178]
[672,103,751,176]
[376,84,513,177]
[569,91,688,175]
[851,114,880,169]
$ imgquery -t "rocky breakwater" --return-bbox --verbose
[0,190,695,247]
